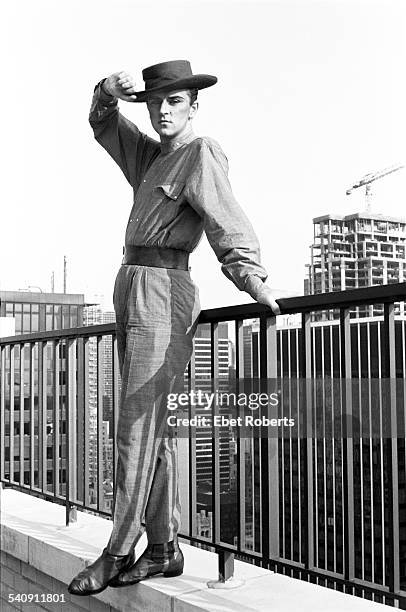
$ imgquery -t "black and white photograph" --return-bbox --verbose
[1,1,405,610]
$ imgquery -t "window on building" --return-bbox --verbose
[23,303,31,333]
[70,306,78,328]
[54,305,62,330]
[62,306,70,329]
[46,305,53,331]
[31,303,39,332]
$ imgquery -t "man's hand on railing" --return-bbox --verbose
[102,71,138,102]
[255,285,300,315]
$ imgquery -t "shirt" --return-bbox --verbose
[89,81,269,301]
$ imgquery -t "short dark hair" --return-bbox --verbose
[187,88,198,104]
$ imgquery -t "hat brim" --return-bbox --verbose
[134,74,217,103]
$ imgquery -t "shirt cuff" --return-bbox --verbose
[95,79,117,104]
[244,275,267,301]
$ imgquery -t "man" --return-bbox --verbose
[68,60,281,596]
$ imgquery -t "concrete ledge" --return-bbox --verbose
[1,488,385,611]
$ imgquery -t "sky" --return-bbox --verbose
[1,0,406,310]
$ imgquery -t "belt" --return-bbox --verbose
[122,245,190,270]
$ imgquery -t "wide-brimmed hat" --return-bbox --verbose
[134,60,217,102]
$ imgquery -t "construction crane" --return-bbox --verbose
[346,163,404,213]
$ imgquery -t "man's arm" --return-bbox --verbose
[184,138,283,315]
[89,72,159,188]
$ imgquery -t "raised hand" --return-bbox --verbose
[102,71,138,102]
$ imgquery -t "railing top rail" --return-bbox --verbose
[0,282,405,344]
[0,323,117,345]
[199,281,406,322]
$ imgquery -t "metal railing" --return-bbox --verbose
[1,283,406,607]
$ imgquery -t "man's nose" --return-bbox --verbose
[159,99,170,114]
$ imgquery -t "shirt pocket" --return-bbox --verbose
[154,182,185,202]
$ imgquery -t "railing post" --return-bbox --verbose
[235,320,246,552]
[382,303,400,596]
[218,550,234,581]
[0,346,5,482]
[258,314,270,568]
[66,337,78,525]
[19,344,25,486]
[340,307,354,584]
[301,312,314,571]
[266,315,279,561]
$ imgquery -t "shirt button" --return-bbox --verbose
[143,179,147,183]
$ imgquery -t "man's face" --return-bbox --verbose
[146,90,198,140]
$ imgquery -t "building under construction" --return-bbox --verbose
[305,212,406,316]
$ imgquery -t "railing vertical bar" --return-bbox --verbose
[97,336,104,511]
[321,327,327,571]
[9,345,15,483]
[282,328,292,563]
[19,344,25,485]
[53,341,60,497]
[0,346,5,481]
[211,322,233,581]
[83,338,90,507]
[313,327,320,569]
[112,335,119,486]
[211,322,220,544]
[37,342,44,490]
[383,303,400,595]
[377,320,385,586]
[65,339,70,523]
[339,307,354,582]
[301,312,314,570]
[258,313,270,568]
[76,338,85,503]
[41,342,48,493]
[30,344,35,488]
[235,319,245,552]
[367,320,375,583]
[188,354,197,541]
[331,324,337,575]
[357,322,364,581]
[266,315,279,560]
[280,322,286,562]
[297,327,301,562]
[66,337,77,522]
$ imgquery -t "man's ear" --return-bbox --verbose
[189,101,198,119]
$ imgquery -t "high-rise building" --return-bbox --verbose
[189,323,234,490]
[83,306,116,510]
[305,213,406,317]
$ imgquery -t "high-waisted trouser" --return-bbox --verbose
[107,264,200,555]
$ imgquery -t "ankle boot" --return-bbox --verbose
[110,539,184,587]
[68,548,135,596]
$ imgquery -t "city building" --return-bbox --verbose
[1,290,88,491]
[305,212,406,317]
[83,306,116,511]
[189,323,234,491]
[241,316,406,579]
[0,290,86,334]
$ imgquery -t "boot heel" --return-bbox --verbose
[163,567,183,578]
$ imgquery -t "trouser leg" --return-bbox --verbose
[108,265,200,555]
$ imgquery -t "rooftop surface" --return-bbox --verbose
[1,487,387,611]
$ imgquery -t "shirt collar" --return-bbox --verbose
[160,129,197,155]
